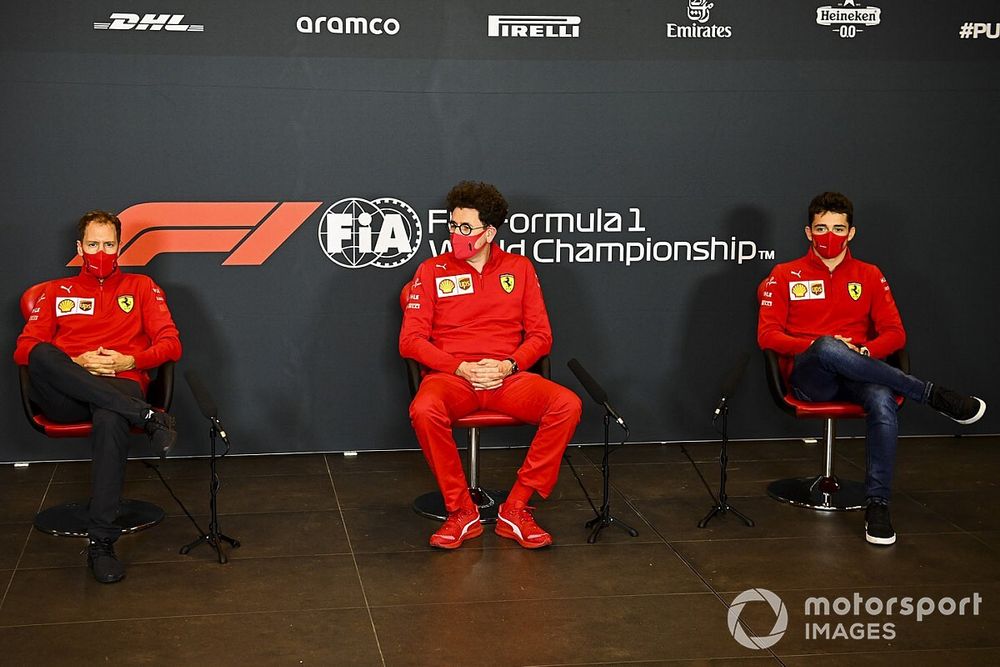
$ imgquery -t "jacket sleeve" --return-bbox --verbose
[863,267,906,359]
[13,285,56,365]
[509,263,552,370]
[398,263,463,374]
[757,268,812,356]
[131,278,182,370]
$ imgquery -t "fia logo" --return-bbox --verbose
[318,197,423,269]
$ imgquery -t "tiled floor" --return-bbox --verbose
[0,435,997,665]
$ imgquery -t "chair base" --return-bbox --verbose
[413,487,508,524]
[33,499,166,538]
[767,476,866,511]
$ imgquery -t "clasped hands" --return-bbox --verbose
[72,347,136,376]
[455,358,514,390]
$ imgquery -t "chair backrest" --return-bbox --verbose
[21,281,49,320]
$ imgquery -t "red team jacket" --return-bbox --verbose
[757,248,906,373]
[399,246,552,374]
[14,269,182,393]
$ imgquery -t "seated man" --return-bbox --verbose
[758,191,986,546]
[14,210,182,583]
[400,181,582,549]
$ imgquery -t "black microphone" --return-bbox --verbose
[184,370,229,443]
[713,352,751,421]
[567,358,628,431]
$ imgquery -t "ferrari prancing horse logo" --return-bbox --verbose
[118,295,135,313]
[848,283,862,301]
[500,273,515,294]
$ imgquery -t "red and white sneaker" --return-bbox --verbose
[429,507,482,549]
[495,501,553,549]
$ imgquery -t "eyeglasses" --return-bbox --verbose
[448,221,488,236]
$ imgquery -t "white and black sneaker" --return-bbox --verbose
[929,386,986,425]
[865,500,896,546]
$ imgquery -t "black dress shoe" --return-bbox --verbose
[143,410,177,456]
[87,537,126,583]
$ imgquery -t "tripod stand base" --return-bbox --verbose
[698,503,755,528]
[413,487,507,524]
[768,475,866,511]
[180,531,241,564]
[585,511,639,543]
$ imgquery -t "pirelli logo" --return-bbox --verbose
[487,15,580,38]
[66,202,321,267]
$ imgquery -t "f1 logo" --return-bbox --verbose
[66,202,321,267]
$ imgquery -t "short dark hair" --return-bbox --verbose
[808,192,853,227]
[446,181,509,229]
[78,210,122,242]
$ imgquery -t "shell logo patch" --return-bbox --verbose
[848,282,863,301]
[789,280,825,301]
[55,297,95,317]
[436,273,474,298]
[118,295,135,313]
[500,273,515,294]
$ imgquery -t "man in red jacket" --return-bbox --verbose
[14,210,181,583]
[400,181,582,550]
[758,192,985,546]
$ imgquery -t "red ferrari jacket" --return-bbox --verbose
[758,247,906,364]
[399,245,553,374]
[14,268,182,393]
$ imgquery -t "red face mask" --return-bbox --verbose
[451,231,490,261]
[82,251,119,279]
[811,231,849,259]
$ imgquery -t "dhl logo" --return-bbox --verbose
[67,202,322,267]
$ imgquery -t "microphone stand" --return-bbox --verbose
[180,420,241,563]
[586,411,639,543]
[698,402,754,528]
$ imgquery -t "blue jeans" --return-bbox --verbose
[789,336,932,501]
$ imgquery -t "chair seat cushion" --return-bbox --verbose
[31,415,145,438]
[454,410,525,429]
[784,393,904,419]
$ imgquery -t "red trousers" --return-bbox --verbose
[409,371,583,512]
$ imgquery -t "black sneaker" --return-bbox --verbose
[928,386,987,425]
[87,538,125,583]
[865,501,896,546]
[143,410,177,456]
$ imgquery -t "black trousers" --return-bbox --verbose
[27,343,152,541]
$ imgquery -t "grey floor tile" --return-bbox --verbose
[0,524,31,571]
[42,473,338,516]
[673,533,1000,594]
[907,490,1000,532]
[781,647,1000,666]
[0,608,382,665]
[20,510,351,569]
[372,594,763,665]
[632,493,960,544]
[357,542,709,607]
[52,453,331,483]
[0,554,365,625]
[0,480,51,525]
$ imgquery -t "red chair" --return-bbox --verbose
[17,280,172,537]
[401,283,550,523]
[763,348,908,511]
